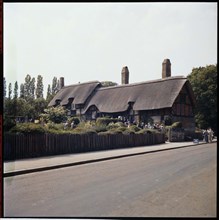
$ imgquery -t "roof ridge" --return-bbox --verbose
[98,76,187,91]
[62,80,100,89]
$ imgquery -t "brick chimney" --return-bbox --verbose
[162,59,171,78]
[121,66,129,84]
[59,77,64,89]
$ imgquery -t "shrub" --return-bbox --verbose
[123,130,135,135]
[171,121,182,128]
[40,106,67,123]
[128,125,141,132]
[93,125,108,133]
[4,117,16,131]
[72,127,97,134]
[136,128,159,134]
[68,117,80,125]
[106,129,123,134]
[96,117,119,126]
[106,122,125,130]
[9,123,46,134]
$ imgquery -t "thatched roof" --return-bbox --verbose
[83,76,195,113]
[48,81,100,106]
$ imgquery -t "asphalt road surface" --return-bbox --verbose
[4,142,216,217]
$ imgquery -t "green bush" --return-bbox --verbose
[171,121,182,128]
[68,117,80,125]
[123,130,135,135]
[3,117,16,131]
[106,121,126,130]
[93,125,108,133]
[106,129,123,134]
[128,125,141,132]
[46,122,64,130]
[72,127,97,134]
[9,123,46,134]
[96,117,119,126]
[40,106,67,123]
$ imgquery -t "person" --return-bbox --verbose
[207,127,214,143]
[64,122,68,130]
[71,121,75,129]
[203,129,208,143]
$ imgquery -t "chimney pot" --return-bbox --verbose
[59,77,64,89]
[162,59,171,78]
[121,66,129,84]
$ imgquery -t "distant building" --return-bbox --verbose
[48,59,196,133]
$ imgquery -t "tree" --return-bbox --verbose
[46,84,54,102]
[8,83,12,99]
[187,64,217,134]
[13,81,18,99]
[24,74,32,100]
[52,77,58,95]
[101,81,118,87]
[23,74,36,100]
[40,106,67,123]
[20,83,25,99]
[30,77,36,99]
[35,75,44,98]
[33,98,48,119]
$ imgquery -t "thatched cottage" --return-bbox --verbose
[48,59,196,133]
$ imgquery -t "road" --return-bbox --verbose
[4,143,216,217]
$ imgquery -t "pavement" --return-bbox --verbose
[3,138,217,177]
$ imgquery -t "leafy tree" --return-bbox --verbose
[30,77,36,99]
[52,77,58,95]
[24,74,32,100]
[40,106,67,123]
[13,81,18,99]
[187,64,217,133]
[46,84,54,103]
[33,98,48,119]
[23,74,36,100]
[8,83,12,99]
[20,83,25,98]
[101,81,118,87]
[36,75,44,98]
[4,98,34,119]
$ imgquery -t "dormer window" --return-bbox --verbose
[55,100,61,106]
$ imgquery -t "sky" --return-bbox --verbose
[3,2,217,98]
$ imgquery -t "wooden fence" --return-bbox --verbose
[4,133,165,160]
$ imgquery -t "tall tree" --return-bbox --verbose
[30,77,36,99]
[20,83,25,99]
[33,98,48,119]
[13,81,18,99]
[35,75,44,98]
[46,84,52,100]
[24,74,32,100]
[187,64,217,134]
[52,77,58,95]
[8,83,12,99]
[24,74,35,100]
